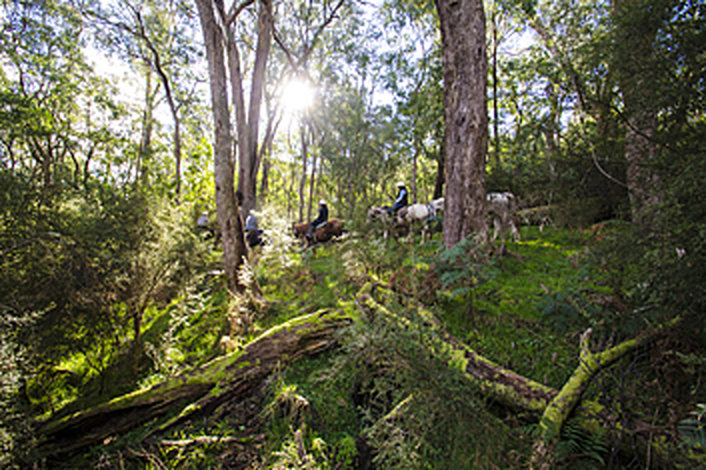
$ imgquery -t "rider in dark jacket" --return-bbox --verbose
[387,181,408,215]
[307,200,329,240]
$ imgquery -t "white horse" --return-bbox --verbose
[487,192,520,247]
[398,197,444,243]
[367,205,395,239]
[368,198,444,243]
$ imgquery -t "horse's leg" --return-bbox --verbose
[492,216,501,242]
[510,218,520,242]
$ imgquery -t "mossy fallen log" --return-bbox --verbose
[530,319,680,470]
[39,282,680,467]
[38,309,352,458]
[358,283,681,467]
[357,283,556,414]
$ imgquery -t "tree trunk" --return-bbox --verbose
[491,3,499,164]
[433,138,445,200]
[435,0,489,248]
[299,123,309,222]
[411,149,418,203]
[611,0,663,228]
[233,0,273,216]
[258,102,283,205]
[137,70,157,186]
[307,130,318,220]
[196,0,247,293]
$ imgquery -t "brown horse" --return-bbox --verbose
[292,222,309,240]
[292,219,346,246]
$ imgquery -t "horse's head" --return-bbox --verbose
[367,206,388,222]
[292,222,308,239]
[430,197,444,212]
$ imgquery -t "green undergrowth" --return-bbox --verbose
[454,226,600,389]
[261,291,531,469]
[43,274,233,421]
[37,223,653,469]
[248,225,617,468]
[256,243,359,330]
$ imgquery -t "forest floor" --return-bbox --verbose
[35,223,700,469]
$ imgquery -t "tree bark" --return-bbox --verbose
[435,0,489,248]
[230,0,273,216]
[433,138,445,200]
[491,3,499,164]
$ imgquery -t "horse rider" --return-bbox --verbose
[196,211,214,239]
[244,210,263,248]
[387,181,408,216]
[307,200,329,241]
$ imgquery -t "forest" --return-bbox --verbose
[1,0,705,468]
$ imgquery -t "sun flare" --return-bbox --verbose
[280,78,316,114]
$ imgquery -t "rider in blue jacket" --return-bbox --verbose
[387,181,408,215]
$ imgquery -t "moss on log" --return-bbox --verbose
[359,283,680,467]
[530,319,681,470]
[38,282,680,467]
[39,309,352,458]
[357,283,556,413]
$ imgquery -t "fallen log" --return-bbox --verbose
[357,283,556,414]
[358,283,681,467]
[530,318,680,470]
[38,283,680,467]
[38,309,352,458]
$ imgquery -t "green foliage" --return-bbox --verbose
[345,289,527,469]
[141,284,231,382]
[432,235,497,302]
[262,352,360,469]
[555,420,607,469]
[440,227,593,387]
[0,312,37,469]
[1,182,217,415]
[680,404,706,451]
[536,282,604,335]
[1,0,704,467]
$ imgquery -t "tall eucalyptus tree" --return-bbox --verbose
[194,0,247,293]
[195,0,353,290]
[435,0,489,247]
